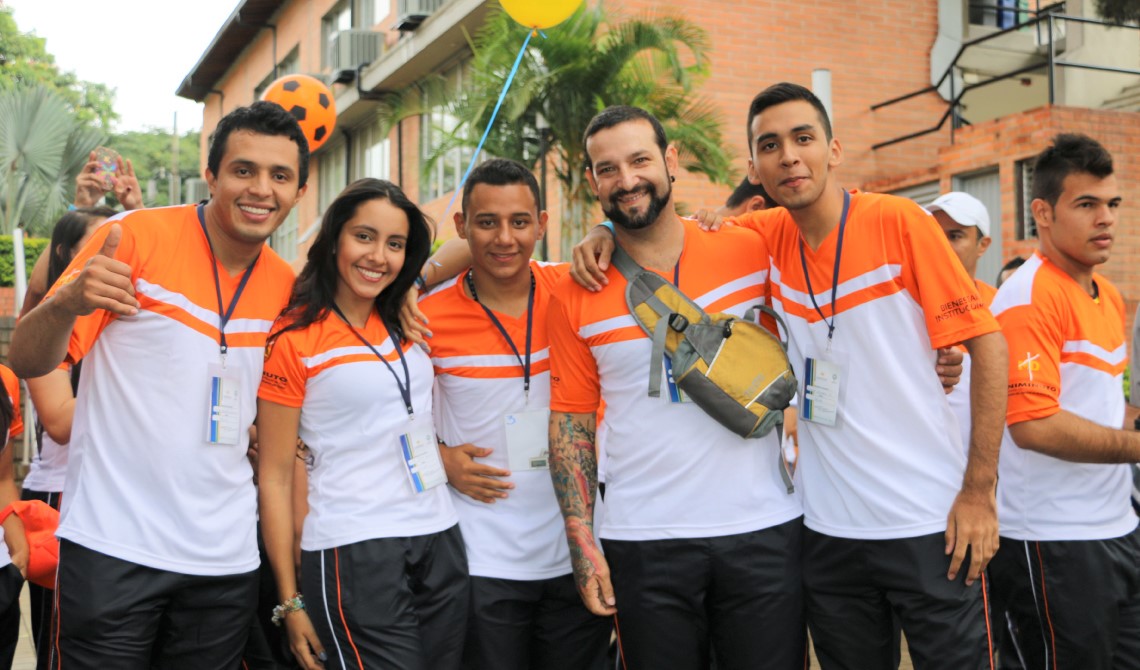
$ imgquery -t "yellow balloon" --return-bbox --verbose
[500,0,583,29]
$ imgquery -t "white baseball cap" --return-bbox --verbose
[926,192,991,237]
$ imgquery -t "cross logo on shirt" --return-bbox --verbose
[1017,352,1040,381]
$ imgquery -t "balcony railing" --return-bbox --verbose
[870,9,1140,150]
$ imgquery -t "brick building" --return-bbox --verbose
[177,0,1139,322]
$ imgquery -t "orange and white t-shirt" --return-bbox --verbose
[46,205,295,576]
[549,220,802,542]
[993,252,1135,541]
[733,192,999,540]
[259,310,456,551]
[23,362,73,493]
[421,261,572,580]
[0,365,24,571]
[947,280,999,455]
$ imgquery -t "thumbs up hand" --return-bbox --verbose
[57,223,140,317]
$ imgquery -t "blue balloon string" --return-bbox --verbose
[442,29,534,221]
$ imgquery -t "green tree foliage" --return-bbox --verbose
[419,4,733,247]
[0,8,118,129]
[0,234,48,287]
[0,85,105,236]
[108,129,201,208]
[1093,0,1140,23]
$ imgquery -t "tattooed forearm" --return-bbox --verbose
[549,411,601,587]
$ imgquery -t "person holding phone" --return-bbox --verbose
[258,178,468,670]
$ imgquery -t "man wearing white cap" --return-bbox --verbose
[927,192,996,455]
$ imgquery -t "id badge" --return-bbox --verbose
[664,356,691,403]
[504,409,551,470]
[400,415,447,494]
[206,362,241,445]
[801,341,847,428]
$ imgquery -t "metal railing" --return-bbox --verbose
[870,8,1140,150]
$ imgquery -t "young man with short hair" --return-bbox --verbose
[725,81,1009,670]
[10,101,309,668]
[420,158,611,670]
[987,133,1138,669]
[927,191,997,454]
[548,106,806,669]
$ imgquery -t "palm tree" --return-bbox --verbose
[0,85,105,236]
[424,3,734,246]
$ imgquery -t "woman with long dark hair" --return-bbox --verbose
[258,179,468,670]
[21,206,114,669]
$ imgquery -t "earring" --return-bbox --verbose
[670,175,676,183]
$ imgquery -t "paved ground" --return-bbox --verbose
[13,583,35,670]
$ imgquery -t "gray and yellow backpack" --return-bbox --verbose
[612,246,798,491]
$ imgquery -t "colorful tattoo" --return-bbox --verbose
[550,412,602,590]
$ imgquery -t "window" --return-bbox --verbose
[969,0,1026,29]
[254,47,300,101]
[888,181,940,206]
[952,168,1003,283]
[1015,159,1037,240]
[352,116,392,181]
[319,141,349,214]
[269,209,299,262]
[321,1,353,69]
[420,59,475,202]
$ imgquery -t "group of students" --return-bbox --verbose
[0,79,1131,670]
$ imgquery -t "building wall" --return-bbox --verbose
[196,0,953,252]
[192,0,1133,312]
[866,104,1139,338]
[604,0,949,218]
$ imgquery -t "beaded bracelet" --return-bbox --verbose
[271,592,305,626]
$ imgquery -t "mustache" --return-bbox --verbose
[610,185,653,202]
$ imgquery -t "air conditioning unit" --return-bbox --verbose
[184,178,210,205]
[395,0,446,31]
[330,29,384,74]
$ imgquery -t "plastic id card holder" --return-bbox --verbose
[206,362,242,445]
[664,356,692,403]
[801,343,848,428]
[400,415,447,494]
[504,409,551,471]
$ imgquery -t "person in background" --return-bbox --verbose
[20,155,142,317]
[995,256,1025,288]
[0,366,26,669]
[925,191,995,456]
[19,206,114,670]
[987,133,1138,669]
[716,176,771,217]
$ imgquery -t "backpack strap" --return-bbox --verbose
[610,244,642,283]
[744,303,791,351]
[613,246,692,398]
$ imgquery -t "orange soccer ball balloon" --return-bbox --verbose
[262,74,337,153]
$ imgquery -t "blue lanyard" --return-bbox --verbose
[331,305,414,417]
[465,269,536,397]
[197,205,259,358]
[797,190,851,342]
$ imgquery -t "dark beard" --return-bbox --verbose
[602,181,672,231]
